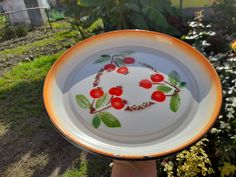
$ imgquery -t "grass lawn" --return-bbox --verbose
[0,30,77,57]
[171,0,213,8]
[0,20,81,77]
[0,53,111,177]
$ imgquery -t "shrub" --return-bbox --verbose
[160,9,236,177]
[49,9,65,22]
[211,0,236,35]
[0,24,29,41]
[65,0,183,36]
[162,139,214,177]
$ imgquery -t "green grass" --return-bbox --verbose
[0,30,77,58]
[0,52,112,176]
[0,53,62,126]
[171,0,213,8]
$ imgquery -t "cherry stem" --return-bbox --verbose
[163,80,180,93]
[111,55,119,64]
[114,61,120,67]
[90,99,95,113]
[106,95,113,105]
[91,105,112,114]
[111,55,124,67]
[91,98,95,107]
[165,91,178,97]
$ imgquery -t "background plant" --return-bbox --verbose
[162,139,214,177]
[65,0,184,36]
[211,0,236,35]
[49,8,65,22]
[160,9,236,177]
[0,24,29,42]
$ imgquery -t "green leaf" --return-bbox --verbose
[128,13,149,29]
[179,82,187,88]
[96,93,109,108]
[114,58,124,65]
[77,0,103,7]
[168,71,181,85]
[143,6,169,28]
[123,3,139,12]
[170,93,181,112]
[93,55,111,63]
[92,115,101,128]
[76,95,91,109]
[99,112,121,128]
[118,50,135,56]
[157,85,172,93]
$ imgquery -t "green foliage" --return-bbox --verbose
[169,93,180,112]
[0,24,28,41]
[0,30,77,57]
[63,161,88,177]
[208,51,236,176]
[92,114,101,128]
[64,4,103,39]
[168,71,180,85]
[99,112,121,128]
[160,8,236,176]
[181,10,228,54]
[171,0,212,7]
[0,53,61,129]
[219,162,236,177]
[163,139,214,177]
[182,8,236,176]
[96,93,109,108]
[157,85,172,93]
[65,0,181,35]
[176,139,214,177]
[212,0,236,35]
[93,55,111,64]
[76,95,91,109]
[49,9,65,22]
[0,15,7,27]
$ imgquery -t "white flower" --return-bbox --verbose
[210,128,221,134]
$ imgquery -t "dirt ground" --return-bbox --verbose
[0,26,76,77]
[0,25,112,177]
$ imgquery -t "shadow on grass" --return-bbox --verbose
[0,78,111,177]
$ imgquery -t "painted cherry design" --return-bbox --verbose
[139,79,152,89]
[111,97,126,110]
[151,73,164,82]
[117,66,129,74]
[104,64,116,72]
[90,87,104,98]
[109,86,123,96]
[123,57,135,64]
[76,52,185,129]
[151,91,166,102]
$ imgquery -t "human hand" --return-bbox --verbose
[111,160,157,177]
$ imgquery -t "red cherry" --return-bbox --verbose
[117,66,129,74]
[109,86,123,96]
[151,91,166,102]
[123,57,135,64]
[90,88,104,98]
[139,79,152,89]
[111,97,125,110]
[104,64,116,72]
[151,74,164,82]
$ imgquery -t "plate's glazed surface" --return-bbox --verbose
[43,30,222,159]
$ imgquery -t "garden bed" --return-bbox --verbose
[0,21,78,77]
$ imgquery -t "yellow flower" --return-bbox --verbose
[231,40,236,52]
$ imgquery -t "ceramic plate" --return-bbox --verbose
[43,30,222,160]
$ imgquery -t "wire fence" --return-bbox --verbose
[0,7,52,38]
